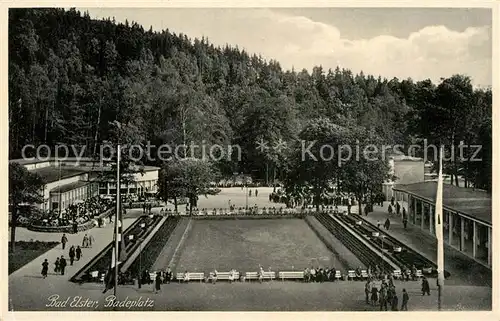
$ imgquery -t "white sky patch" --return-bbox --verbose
[84,8,492,87]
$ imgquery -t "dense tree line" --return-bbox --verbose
[8,8,491,191]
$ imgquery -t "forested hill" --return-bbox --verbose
[8,8,491,190]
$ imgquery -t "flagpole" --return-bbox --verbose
[114,144,121,297]
[435,145,445,311]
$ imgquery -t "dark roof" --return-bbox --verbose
[31,167,89,183]
[10,157,96,165]
[393,181,491,225]
[50,180,94,194]
[9,158,51,165]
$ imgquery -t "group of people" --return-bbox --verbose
[387,197,409,229]
[304,266,338,282]
[142,202,153,214]
[365,277,409,311]
[364,275,431,311]
[42,233,90,278]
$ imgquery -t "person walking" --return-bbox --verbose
[59,256,67,275]
[384,218,391,230]
[54,257,60,274]
[41,259,49,278]
[421,277,430,296]
[61,234,68,250]
[255,189,258,197]
[401,288,409,311]
[69,246,76,266]
[388,204,393,215]
[396,202,401,216]
[154,272,161,293]
[76,246,82,261]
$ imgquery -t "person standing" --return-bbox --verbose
[166,267,172,284]
[54,257,60,274]
[370,286,379,306]
[388,204,393,215]
[391,291,399,311]
[365,280,372,304]
[401,288,409,311]
[88,234,94,248]
[391,196,395,206]
[76,246,82,261]
[255,189,258,197]
[421,277,430,296]
[396,202,401,216]
[41,259,49,279]
[59,256,67,275]
[154,272,161,293]
[69,246,76,266]
[61,234,68,250]
[82,234,89,248]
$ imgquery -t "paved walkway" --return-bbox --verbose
[362,202,491,287]
[8,207,163,310]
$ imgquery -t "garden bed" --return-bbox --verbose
[8,241,59,274]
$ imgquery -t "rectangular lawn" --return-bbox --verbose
[175,218,343,273]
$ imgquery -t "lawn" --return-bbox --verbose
[175,218,342,273]
[8,241,59,274]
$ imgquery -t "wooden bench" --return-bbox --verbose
[361,270,369,280]
[335,270,342,280]
[278,271,304,281]
[245,271,276,281]
[176,272,205,283]
[393,270,402,280]
[347,270,356,280]
[209,271,240,282]
[415,270,423,279]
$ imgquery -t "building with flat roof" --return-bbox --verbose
[393,181,491,268]
[10,158,160,214]
[382,154,425,200]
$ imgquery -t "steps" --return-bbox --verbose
[315,213,396,273]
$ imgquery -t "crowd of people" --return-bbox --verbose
[31,196,113,228]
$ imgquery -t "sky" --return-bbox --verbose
[81,8,492,87]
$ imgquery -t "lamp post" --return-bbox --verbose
[138,223,146,288]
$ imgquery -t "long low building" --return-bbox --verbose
[10,157,159,214]
[393,181,491,268]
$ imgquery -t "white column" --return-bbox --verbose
[472,221,477,258]
[420,200,424,230]
[460,217,465,251]
[449,212,454,247]
[488,227,492,266]
[429,204,434,234]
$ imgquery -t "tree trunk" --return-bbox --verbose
[358,197,362,216]
[265,163,269,187]
[10,206,17,253]
[189,196,193,215]
[93,100,102,156]
[315,186,321,212]
[174,197,178,212]
[44,105,49,143]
